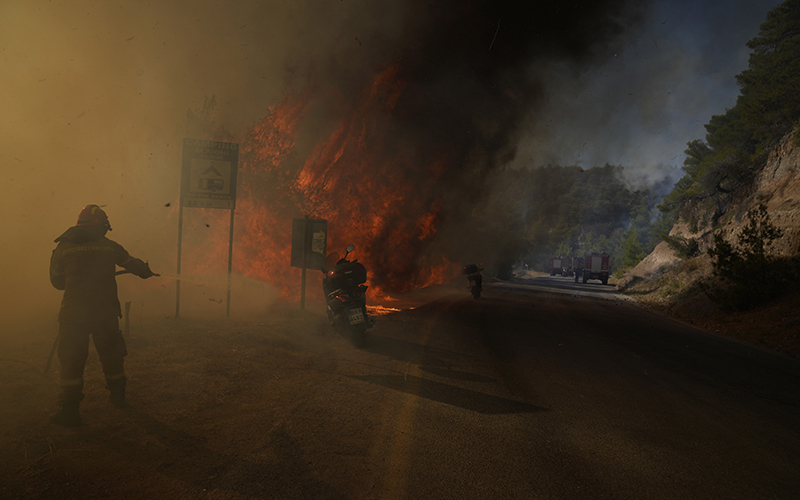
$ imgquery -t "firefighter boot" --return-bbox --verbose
[50,402,82,427]
[107,379,127,409]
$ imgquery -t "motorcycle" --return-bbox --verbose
[322,245,373,348]
[463,264,483,299]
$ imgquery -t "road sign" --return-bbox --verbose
[291,218,327,270]
[181,138,238,209]
[291,216,327,311]
[176,138,240,319]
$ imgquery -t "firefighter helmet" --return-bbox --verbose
[76,205,112,231]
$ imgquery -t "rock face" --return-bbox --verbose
[626,241,680,279]
[752,132,800,256]
[706,131,800,257]
[632,129,800,280]
[622,131,800,358]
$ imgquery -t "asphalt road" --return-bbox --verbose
[357,276,800,499]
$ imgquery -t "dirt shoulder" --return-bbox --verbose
[612,256,800,360]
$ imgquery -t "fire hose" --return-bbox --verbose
[115,260,161,278]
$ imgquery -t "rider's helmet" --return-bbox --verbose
[76,204,112,232]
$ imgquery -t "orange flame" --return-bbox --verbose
[183,66,462,302]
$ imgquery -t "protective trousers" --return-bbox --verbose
[56,319,127,406]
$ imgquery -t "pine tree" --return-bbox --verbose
[621,228,646,268]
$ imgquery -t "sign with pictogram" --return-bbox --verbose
[180,138,238,209]
[176,138,240,319]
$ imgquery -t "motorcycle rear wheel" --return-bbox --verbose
[333,314,367,348]
[471,286,481,299]
[350,323,367,348]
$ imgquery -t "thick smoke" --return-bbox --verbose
[510,0,782,186]
[349,1,647,270]
[283,1,649,278]
[0,0,779,331]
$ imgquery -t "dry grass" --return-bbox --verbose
[614,256,800,359]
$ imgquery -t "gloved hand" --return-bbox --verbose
[139,261,160,279]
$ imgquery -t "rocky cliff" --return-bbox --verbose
[631,129,800,280]
[619,129,800,358]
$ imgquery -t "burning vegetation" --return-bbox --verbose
[181,68,460,300]
[177,0,646,299]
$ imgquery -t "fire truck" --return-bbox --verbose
[579,252,610,285]
[549,256,566,276]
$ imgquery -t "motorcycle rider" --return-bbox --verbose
[49,205,156,426]
[463,264,483,290]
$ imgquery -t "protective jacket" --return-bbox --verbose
[50,225,150,322]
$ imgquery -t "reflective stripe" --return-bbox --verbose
[61,245,116,255]
[58,377,84,387]
[105,371,126,381]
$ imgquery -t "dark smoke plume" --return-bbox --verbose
[304,1,645,277]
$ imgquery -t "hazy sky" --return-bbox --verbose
[512,0,783,186]
[0,0,783,329]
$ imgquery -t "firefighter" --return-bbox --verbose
[49,205,156,427]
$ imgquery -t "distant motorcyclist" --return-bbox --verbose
[49,205,156,426]
[463,264,483,299]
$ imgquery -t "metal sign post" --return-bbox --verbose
[301,220,308,311]
[291,216,327,310]
[177,138,239,318]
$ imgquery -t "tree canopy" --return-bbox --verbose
[661,0,800,218]
[469,164,671,273]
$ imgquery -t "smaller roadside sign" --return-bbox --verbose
[181,138,238,209]
[291,218,327,270]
